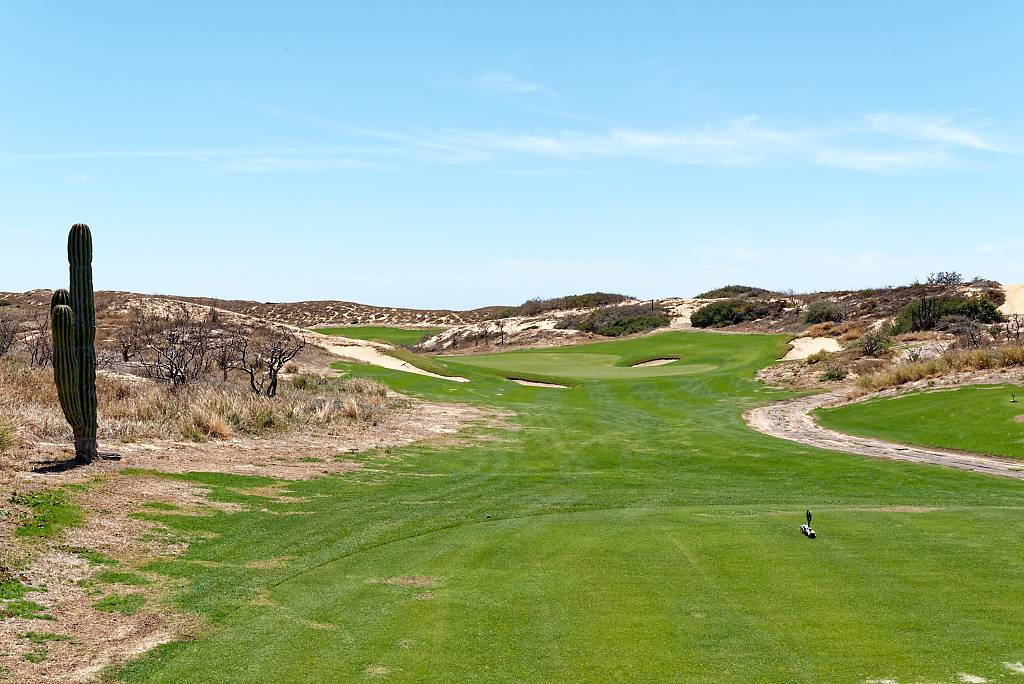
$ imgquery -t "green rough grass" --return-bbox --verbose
[115,332,1024,683]
[97,571,151,587]
[314,326,440,347]
[818,383,1024,459]
[10,486,84,539]
[94,594,146,615]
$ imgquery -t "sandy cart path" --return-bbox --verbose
[745,391,1024,480]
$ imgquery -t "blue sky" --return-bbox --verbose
[2,2,1022,308]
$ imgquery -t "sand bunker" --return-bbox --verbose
[320,341,469,382]
[631,358,678,368]
[510,378,568,388]
[999,283,1024,316]
[783,336,842,361]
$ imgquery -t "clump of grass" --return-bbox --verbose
[0,417,16,452]
[93,594,145,615]
[142,501,179,512]
[96,571,151,586]
[65,546,118,566]
[19,631,73,645]
[1,598,52,620]
[23,648,48,663]
[10,488,83,539]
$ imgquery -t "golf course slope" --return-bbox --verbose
[118,332,1024,684]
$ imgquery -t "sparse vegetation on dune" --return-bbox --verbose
[855,343,1024,391]
[556,303,669,337]
[695,284,773,298]
[494,292,632,318]
[690,298,784,328]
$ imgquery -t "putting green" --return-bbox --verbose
[118,332,1024,683]
[818,383,1024,459]
[445,350,712,381]
[314,326,439,347]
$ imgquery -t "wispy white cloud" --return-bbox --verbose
[471,72,546,94]
[0,113,1010,174]
[812,148,952,173]
[867,113,1002,151]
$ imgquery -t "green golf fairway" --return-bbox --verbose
[314,326,440,346]
[119,332,1024,683]
[818,383,1024,459]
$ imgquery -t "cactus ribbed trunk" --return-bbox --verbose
[68,224,98,463]
[50,225,98,464]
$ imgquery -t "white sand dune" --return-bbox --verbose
[782,336,842,361]
[999,283,1024,316]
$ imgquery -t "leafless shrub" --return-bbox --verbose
[24,313,52,368]
[1007,314,1023,342]
[0,313,16,357]
[224,327,306,397]
[137,305,214,386]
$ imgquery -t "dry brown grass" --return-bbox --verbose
[805,321,864,341]
[857,343,1024,391]
[0,357,398,445]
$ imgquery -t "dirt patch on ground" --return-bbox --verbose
[1015,415,1024,423]
[382,576,436,588]
[0,394,494,682]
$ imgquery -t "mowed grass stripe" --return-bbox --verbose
[118,331,1024,683]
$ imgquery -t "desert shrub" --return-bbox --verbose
[560,304,669,337]
[892,296,1004,333]
[858,330,891,357]
[819,365,848,382]
[695,285,771,299]
[805,349,831,365]
[496,292,632,318]
[0,299,10,307]
[690,299,782,328]
[804,300,842,324]
[926,271,963,286]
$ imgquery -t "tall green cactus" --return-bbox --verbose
[50,224,98,463]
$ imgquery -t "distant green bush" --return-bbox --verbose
[696,285,771,299]
[858,330,891,357]
[892,296,1004,333]
[804,300,842,324]
[819,364,848,382]
[690,299,780,328]
[0,299,10,307]
[496,292,632,318]
[558,304,669,337]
